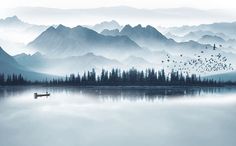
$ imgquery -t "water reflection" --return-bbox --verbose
[0,86,236,146]
[0,86,236,101]
[0,86,32,100]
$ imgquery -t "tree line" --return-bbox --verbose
[0,73,28,85]
[48,68,224,86]
[0,68,234,86]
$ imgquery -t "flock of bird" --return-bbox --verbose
[161,44,234,75]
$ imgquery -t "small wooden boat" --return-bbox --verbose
[34,92,50,99]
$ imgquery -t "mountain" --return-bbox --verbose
[198,35,226,45]
[30,24,204,59]
[166,22,236,39]
[116,24,175,50]
[14,52,124,75]
[0,38,27,55]
[0,16,48,42]
[165,30,236,50]
[184,31,228,41]
[0,16,48,55]
[166,30,229,42]
[101,29,120,36]
[195,34,236,50]
[121,24,171,43]
[91,20,122,33]
[0,16,23,27]
[14,52,48,72]
[108,24,210,54]
[226,39,236,49]
[205,71,236,82]
[0,46,53,80]
[0,46,19,67]
[27,25,142,58]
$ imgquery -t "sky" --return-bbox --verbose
[0,0,236,9]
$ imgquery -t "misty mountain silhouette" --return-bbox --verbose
[14,52,124,75]
[101,29,120,36]
[205,71,236,82]
[0,46,54,80]
[121,24,168,40]
[119,24,174,49]
[28,24,142,57]
[92,20,122,32]
[198,35,226,44]
[102,24,209,52]
[0,16,48,54]
[0,16,23,26]
[167,22,236,39]
[0,15,47,31]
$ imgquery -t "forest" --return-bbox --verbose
[1,68,235,86]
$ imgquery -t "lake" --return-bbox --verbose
[0,86,236,146]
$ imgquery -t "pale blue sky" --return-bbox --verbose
[0,0,236,9]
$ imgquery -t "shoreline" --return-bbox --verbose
[1,85,236,89]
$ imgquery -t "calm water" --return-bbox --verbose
[0,86,236,146]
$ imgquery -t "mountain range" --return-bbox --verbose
[28,25,142,58]
[14,52,122,75]
[165,22,236,39]
[0,16,48,42]
[101,24,211,55]
[89,20,122,33]
[0,46,53,80]
[163,22,236,52]
[198,35,226,45]
[165,31,229,42]
[206,71,236,82]
[0,16,48,55]
[14,52,158,75]
[0,14,235,81]
[28,23,214,61]
[101,24,172,47]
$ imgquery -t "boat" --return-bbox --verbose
[34,92,50,99]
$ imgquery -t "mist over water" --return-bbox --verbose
[0,86,236,146]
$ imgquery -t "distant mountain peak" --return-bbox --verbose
[134,24,142,29]
[0,46,19,65]
[28,24,141,57]
[57,24,66,29]
[110,20,119,24]
[85,52,94,55]
[73,25,84,29]
[32,51,43,57]
[122,24,132,30]
[122,24,155,32]
[44,26,56,33]
[47,26,55,30]
[92,20,122,32]
[72,25,99,36]
[0,16,23,24]
[11,15,19,19]
[131,24,158,33]
[56,24,70,32]
[198,34,225,44]
[120,24,167,40]
[100,20,119,25]
[100,29,120,36]
[5,15,20,21]
[146,25,157,30]
[83,52,97,57]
